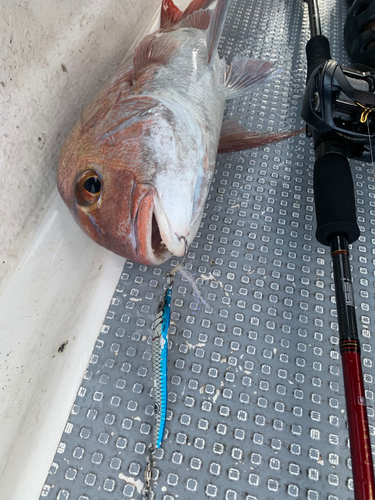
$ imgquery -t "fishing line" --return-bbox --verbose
[367,119,375,177]
[177,265,209,307]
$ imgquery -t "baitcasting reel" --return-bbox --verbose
[301,0,375,161]
[301,59,375,160]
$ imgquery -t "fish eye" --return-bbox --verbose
[84,176,101,194]
[75,170,102,205]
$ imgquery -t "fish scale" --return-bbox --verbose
[40,0,375,499]
[153,29,227,136]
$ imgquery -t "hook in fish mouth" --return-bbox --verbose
[131,185,188,265]
[147,207,188,263]
[166,235,189,281]
[177,235,189,266]
[152,194,189,255]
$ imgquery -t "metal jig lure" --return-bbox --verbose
[151,272,173,450]
[143,237,188,499]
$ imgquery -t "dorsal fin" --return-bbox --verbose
[160,0,183,29]
[206,0,231,67]
[179,9,212,30]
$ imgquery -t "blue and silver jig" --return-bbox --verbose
[152,273,173,448]
[143,237,188,498]
[151,236,188,450]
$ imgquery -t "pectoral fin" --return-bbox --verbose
[218,118,302,154]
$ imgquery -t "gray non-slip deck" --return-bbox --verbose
[40,0,375,499]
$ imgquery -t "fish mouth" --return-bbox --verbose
[150,211,170,261]
[133,186,186,265]
[150,212,173,259]
[152,194,188,258]
[132,186,171,265]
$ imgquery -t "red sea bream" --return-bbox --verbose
[57,0,298,265]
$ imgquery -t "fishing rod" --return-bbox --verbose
[301,1,375,499]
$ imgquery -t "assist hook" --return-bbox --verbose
[178,235,189,266]
[167,236,189,282]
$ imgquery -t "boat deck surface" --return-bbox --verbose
[40,0,375,498]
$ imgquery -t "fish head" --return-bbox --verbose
[141,98,211,260]
[58,158,160,265]
[57,95,209,265]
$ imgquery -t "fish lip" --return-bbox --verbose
[132,184,173,265]
[152,194,187,257]
[131,183,154,264]
[131,197,141,263]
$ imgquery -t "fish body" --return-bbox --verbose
[57,0,295,265]
[152,285,172,448]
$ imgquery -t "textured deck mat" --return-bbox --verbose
[40,0,375,499]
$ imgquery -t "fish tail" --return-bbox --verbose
[160,0,216,29]
[160,0,182,28]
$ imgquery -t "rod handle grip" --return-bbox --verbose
[314,152,360,245]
